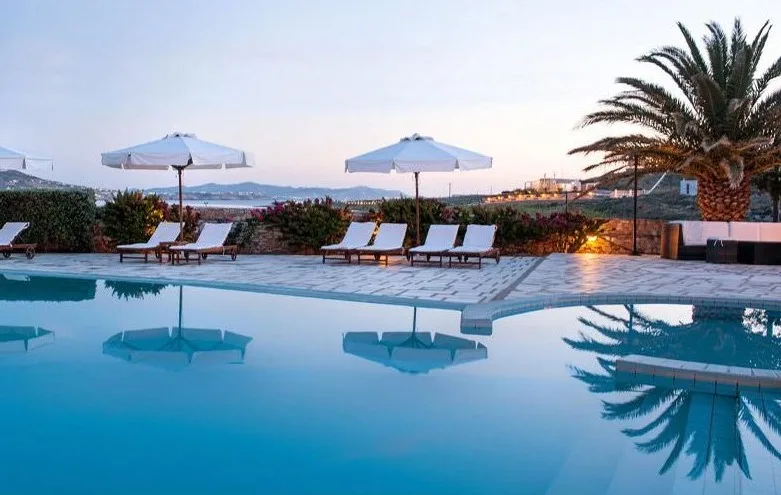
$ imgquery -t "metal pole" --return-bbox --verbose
[177,167,184,240]
[632,156,639,256]
[177,285,183,336]
[414,172,421,245]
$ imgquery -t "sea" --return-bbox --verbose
[95,199,273,209]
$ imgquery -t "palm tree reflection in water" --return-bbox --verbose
[565,304,781,482]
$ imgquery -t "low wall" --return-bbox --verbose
[154,209,666,256]
[578,219,665,255]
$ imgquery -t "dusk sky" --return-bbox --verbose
[1,0,778,196]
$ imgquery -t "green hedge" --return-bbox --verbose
[0,190,96,252]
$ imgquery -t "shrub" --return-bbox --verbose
[227,216,262,249]
[0,189,95,252]
[257,197,351,251]
[535,212,606,253]
[100,190,167,245]
[166,204,201,242]
[369,198,446,244]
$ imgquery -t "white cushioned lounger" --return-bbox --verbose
[0,222,36,260]
[408,225,459,267]
[169,223,236,264]
[116,221,180,262]
[320,222,376,263]
[448,225,500,269]
[354,223,407,265]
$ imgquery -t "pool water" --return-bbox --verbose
[1,273,780,495]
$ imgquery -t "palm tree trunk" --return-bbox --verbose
[696,177,751,221]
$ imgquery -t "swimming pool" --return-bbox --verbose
[1,272,779,494]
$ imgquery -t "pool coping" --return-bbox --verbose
[0,266,466,311]
[460,292,781,334]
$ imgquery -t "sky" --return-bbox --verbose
[1,0,779,197]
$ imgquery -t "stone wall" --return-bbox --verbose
[577,218,665,255]
[186,208,667,256]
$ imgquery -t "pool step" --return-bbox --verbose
[615,355,781,396]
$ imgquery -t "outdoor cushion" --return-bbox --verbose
[0,222,29,246]
[449,224,497,254]
[117,221,180,250]
[321,222,376,251]
[760,223,781,242]
[700,222,729,243]
[679,221,704,245]
[357,223,407,252]
[728,222,761,242]
[169,223,233,251]
[409,225,459,254]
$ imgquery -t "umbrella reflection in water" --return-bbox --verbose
[0,326,55,353]
[102,285,252,369]
[342,307,487,374]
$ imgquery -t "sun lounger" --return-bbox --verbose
[320,222,376,263]
[169,223,237,264]
[354,223,408,265]
[447,224,500,269]
[0,222,36,260]
[116,221,181,263]
[408,225,459,267]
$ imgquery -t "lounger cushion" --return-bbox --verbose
[679,221,703,245]
[169,223,233,251]
[117,222,180,250]
[409,225,459,253]
[0,222,29,246]
[360,223,406,251]
[321,222,376,251]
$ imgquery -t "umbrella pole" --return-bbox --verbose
[178,285,183,331]
[177,167,184,240]
[414,172,420,245]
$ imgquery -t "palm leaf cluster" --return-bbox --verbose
[570,19,781,198]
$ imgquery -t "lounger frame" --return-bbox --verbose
[448,249,501,269]
[118,246,167,263]
[353,247,406,266]
[0,243,36,260]
[171,245,238,265]
[321,248,356,264]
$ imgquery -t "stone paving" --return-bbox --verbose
[509,253,781,300]
[0,253,538,307]
[4,252,781,325]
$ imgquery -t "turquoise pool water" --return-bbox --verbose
[1,273,780,494]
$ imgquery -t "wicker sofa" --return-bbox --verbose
[661,221,781,263]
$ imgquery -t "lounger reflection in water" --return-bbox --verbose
[103,327,252,370]
[0,326,55,353]
[342,331,487,374]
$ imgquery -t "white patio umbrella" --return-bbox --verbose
[0,326,55,353]
[101,132,253,237]
[345,134,492,244]
[0,145,53,171]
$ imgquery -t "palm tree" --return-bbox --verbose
[565,305,781,482]
[570,19,781,221]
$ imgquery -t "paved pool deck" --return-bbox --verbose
[3,253,781,330]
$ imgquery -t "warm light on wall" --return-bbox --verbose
[586,235,598,243]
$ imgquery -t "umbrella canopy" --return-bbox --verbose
[0,145,53,171]
[101,132,253,236]
[343,331,487,374]
[103,327,252,370]
[0,326,55,353]
[345,134,491,244]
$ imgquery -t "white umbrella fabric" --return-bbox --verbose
[0,146,53,171]
[345,134,492,244]
[101,132,253,236]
